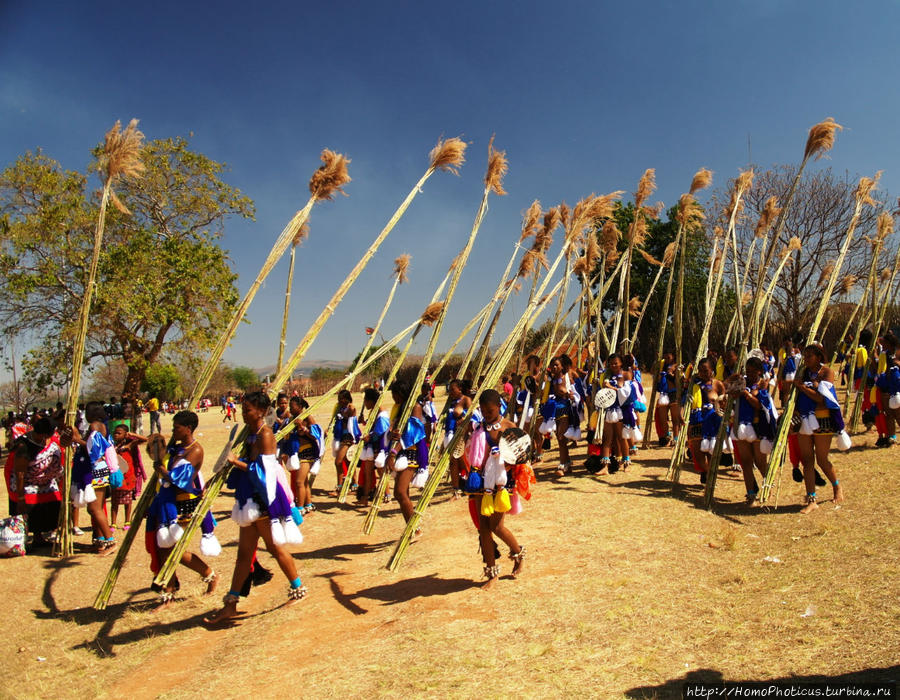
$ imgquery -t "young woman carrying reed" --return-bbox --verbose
[684,358,726,484]
[727,356,777,505]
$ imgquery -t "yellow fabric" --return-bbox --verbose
[147,397,159,412]
[493,489,511,513]
[855,346,868,372]
[691,381,703,408]
[878,352,887,374]
[715,357,725,381]
[480,492,495,516]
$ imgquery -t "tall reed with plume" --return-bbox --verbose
[277,224,310,373]
[58,119,145,558]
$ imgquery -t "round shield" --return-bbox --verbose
[499,427,531,464]
[593,387,617,410]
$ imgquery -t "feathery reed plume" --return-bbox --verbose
[293,221,310,247]
[838,274,857,295]
[600,220,621,254]
[876,211,894,240]
[309,149,352,200]
[58,118,146,558]
[690,168,713,194]
[881,267,892,282]
[631,216,648,247]
[644,201,665,219]
[741,291,752,306]
[713,225,725,239]
[573,255,588,277]
[638,248,663,266]
[634,168,656,208]
[755,196,781,237]
[484,136,508,196]
[855,171,882,207]
[675,193,705,228]
[393,253,411,284]
[788,236,802,251]
[736,168,755,191]
[429,136,467,174]
[817,261,836,287]
[516,249,537,278]
[663,241,677,266]
[628,296,642,317]
[558,202,571,232]
[804,118,843,161]
[420,301,444,326]
[103,119,146,180]
[584,234,601,270]
[521,199,542,240]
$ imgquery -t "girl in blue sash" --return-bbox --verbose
[729,357,777,504]
[685,359,725,484]
[385,380,430,530]
[794,345,848,513]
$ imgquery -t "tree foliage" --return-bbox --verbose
[0,137,254,401]
[229,366,258,391]
[141,363,181,400]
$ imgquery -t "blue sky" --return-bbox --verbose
[2,1,899,377]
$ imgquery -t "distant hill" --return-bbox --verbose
[253,359,349,378]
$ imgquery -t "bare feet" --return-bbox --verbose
[151,591,175,613]
[481,565,499,590]
[511,548,526,578]
[800,499,819,515]
[205,599,239,625]
[98,541,117,557]
[833,482,844,505]
[203,570,219,595]
[481,576,498,590]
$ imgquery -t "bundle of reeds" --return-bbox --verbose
[387,275,567,570]
[365,138,508,533]
[667,169,753,483]
[57,119,145,558]
[759,171,880,504]
[143,139,465,594]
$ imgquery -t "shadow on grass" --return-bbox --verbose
[624,665,900,699]
[321,571,479,615]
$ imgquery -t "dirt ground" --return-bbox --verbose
[2,387,898,699]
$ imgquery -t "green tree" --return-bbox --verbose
[141,363,181,401]
[0,137,254,402]
[230,366,258,391]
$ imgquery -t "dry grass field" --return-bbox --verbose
[2,386,898,699]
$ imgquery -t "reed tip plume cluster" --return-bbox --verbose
[309,149,351,200]
[788,236,802,251]
[663,241,677,266]
[558,203,571,232]
[855,171,882,207]
[876,211,894,240]
[804,118,843,161]
[689,168,713,194]
[630,216,649,247]
[448,252,462,272]
[103,118,146,181]
[713,225,725,240]
[420,301,445,326]
[638,248,663,267]
[634,168,656,208]
[838,274,857,295]
[600,220,621,256]
[393,253,411,283]
[293,222,310,247]
[676,193,704,228]
[741,290,752,307]
[880,267,892,282]
[628,296,642,317]
[736,168,755,192]
[817,261,836,288]
[754,196,781,237]
[516,249,537,279]
[484,136,508,196]
[429,136,467,174]
[520,199,542,240]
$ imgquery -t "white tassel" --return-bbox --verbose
[374,451,387,469]
[605,407,623,424]
[658,394,670,406]
[799,415,818,436]
[393,455,409,473]
[760,438,774,455]
[632,426,643,442]
[411,469,429,488]
[283,519,303,545]
[168,522,184,543]
[288,454,301,472]
[836,430,852,451]
[538,418,556,435]
[157,525,177,549]
[309,459,321,476]
[269,519,286,546]
[564,425,582,441]
[890,393,900,410]
[737,424,757,442]
[700,438,712,454]
[200,533,222,557]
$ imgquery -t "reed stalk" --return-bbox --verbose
[277,225,309,374]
